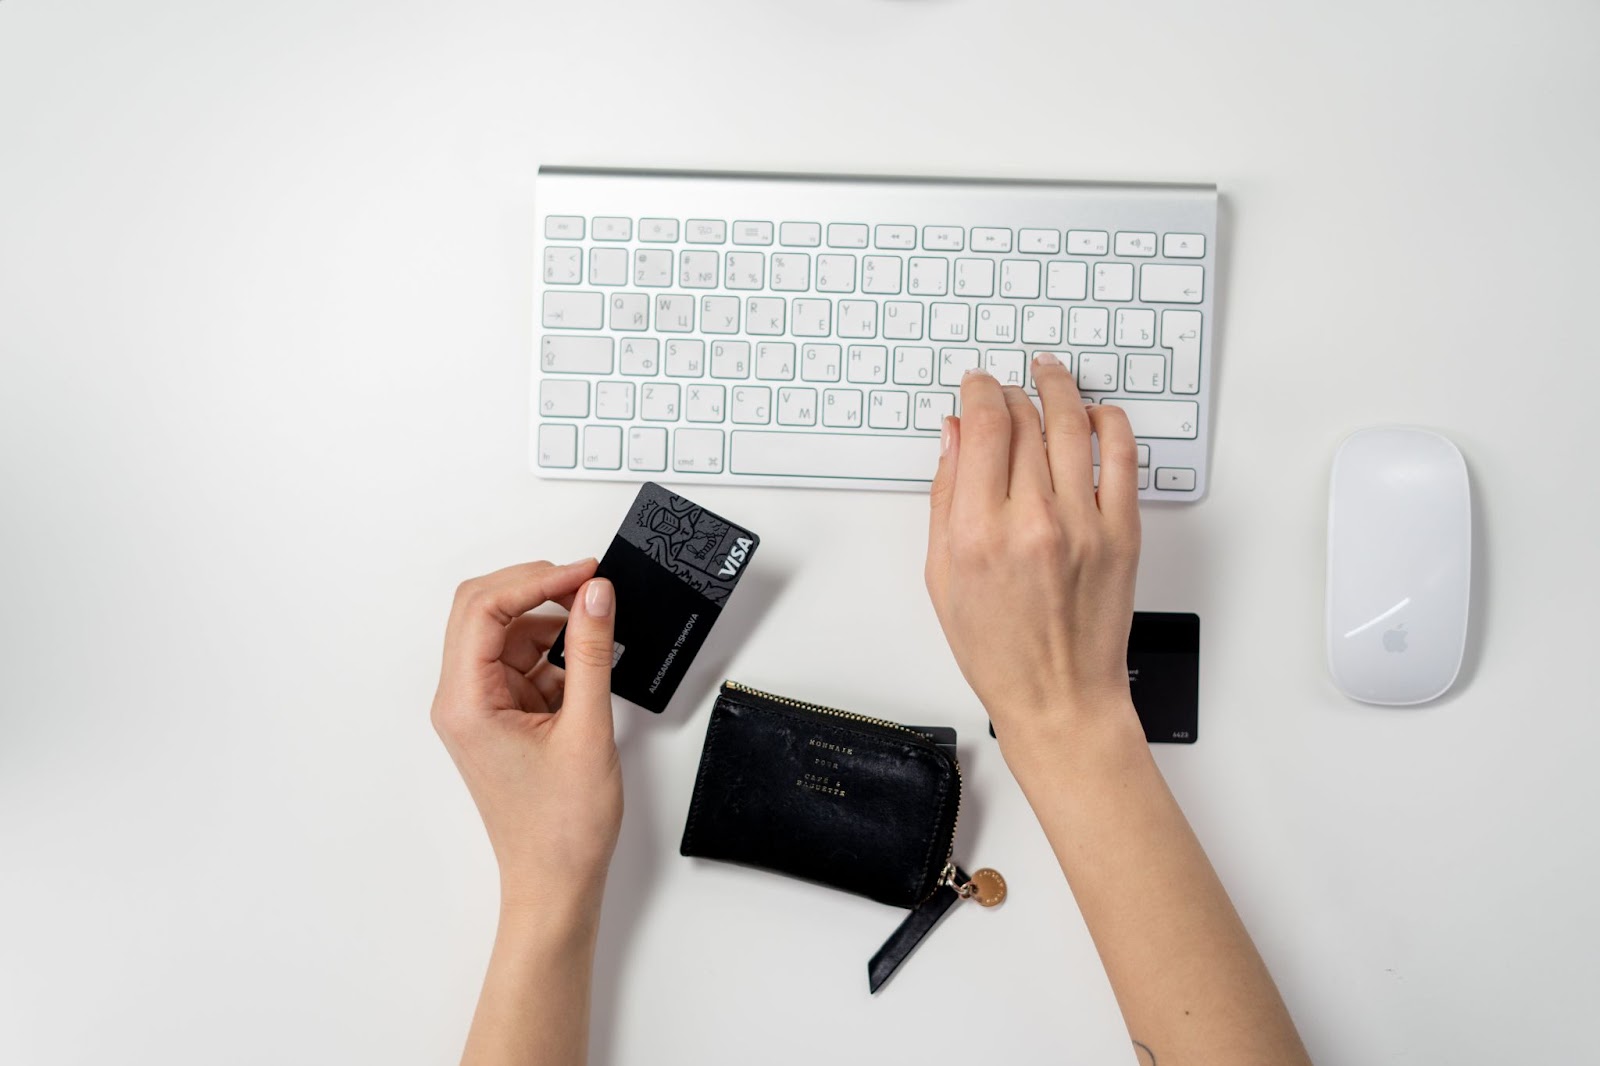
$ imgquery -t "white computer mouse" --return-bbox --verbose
[1326,426,1472,706]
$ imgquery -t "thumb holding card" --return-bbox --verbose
[559,578,618,739]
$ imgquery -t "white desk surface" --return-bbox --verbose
[3,2,1599,1063]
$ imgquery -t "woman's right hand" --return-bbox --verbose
[924,354,1145,773]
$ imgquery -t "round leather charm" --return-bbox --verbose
[968,867,1007,907]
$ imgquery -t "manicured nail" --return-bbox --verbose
[584,579,613,618]
[963,366,991,380]
[1034,351,1061,367]
[940,418,952,454]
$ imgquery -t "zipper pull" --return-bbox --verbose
[866,863,1007,993]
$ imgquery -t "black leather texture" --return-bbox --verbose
[867,866,967,993]
[679,685,961,909]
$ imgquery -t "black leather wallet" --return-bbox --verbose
[680,682,997,991]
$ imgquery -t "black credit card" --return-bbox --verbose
[905,725,958,763]
[548,483,759,713]
[988,611,1200,744]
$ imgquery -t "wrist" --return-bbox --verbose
[994,696,1149,789]
[498,871,607,944]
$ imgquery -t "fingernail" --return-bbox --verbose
[566,557,597,568]
[963,366,991,380]
[584,579,613,619]
[1034,351,1060,367]
[940,418,952,454]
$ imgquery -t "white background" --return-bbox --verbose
[3,2,1599,1063]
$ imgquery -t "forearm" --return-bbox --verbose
[461,899,601,1066]
[1006,707,1311,1066]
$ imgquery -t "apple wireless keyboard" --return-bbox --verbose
[532,167,1217,498]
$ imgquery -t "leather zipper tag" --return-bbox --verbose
[866,866,967,994]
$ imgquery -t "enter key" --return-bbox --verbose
[1161,309,1203,395]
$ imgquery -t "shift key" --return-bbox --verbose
[1103,398,1199,439]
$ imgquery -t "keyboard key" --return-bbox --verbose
[914,390,954,430]
[729,430,940,480]
[893,346,934,386]
[711,340,751,379]
[654,293,694,332]
[756,342,796,380]
[939,347,980,385]
[1021,305,1063,344]
[725,252,765,289]
[922,226,964,251]
[823,388,863,428]
[1115,232,1157,257]
[679,250,720,288]
[641,382,680,420]
[827,223,869,248]
[792,299,832,337]
[1093,262,1134,302]
[868,390,910,429]
[582,425,622,470]
[541,335,613,374]
[770,253,810,291]
[778,387,818,425]
[1109,398,1200,439]
[1078,352,1119,392]
[608,292,649,331]
[971,227,1012,252]
[816,254,856,293]
[595,381,635,419]
[974,304,1016,342]
[539,379,589,417]
[1019,228,1060,254]
[1067,230,1109,255]
[640,217,679,242]
[701,295,740,333]
[686,384,726,422]
[543,246,581,284]
[588,247,628,286]
[1115,308,1156,347]
[537,423,577,468]
[875,225,917,249]
[1001,260,1041,298]
[664,339,704,377]
[800,343,841,381]
[883,301,924,340]
[985,349,1026,386]
[745,297,785,336]
[1140,264,1204,303]
[686,219,726,244]
[862,256,903,294]
[1163,233,1205,258]
[618,338,657,375]
[732,385,772,424]
[908,256,949,295]
[1138,444,1150,467]
[929,302,970,341]
[780,222,822,247]
[733,220,773,245]
[593,217,631,241]
[1124,353,1166,392]
[838,300,878,339]
[954,258,995,297]
[673,428,724,473]
[1068,306,1109,345]
[1046,260,1088,300]
[1026,352,1074,386]
[634,249,672,287]
[1155,466,1197,491]
[543,290,604,329]
[1161,309,1203,394]
[628,426,667,471]
[545,216,584,240]
[847,345,888,384]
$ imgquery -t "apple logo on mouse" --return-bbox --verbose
[1382,624,1408,654]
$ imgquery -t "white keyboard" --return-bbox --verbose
[532,167,1217,499]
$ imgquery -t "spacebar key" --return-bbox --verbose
[730,431,940,482]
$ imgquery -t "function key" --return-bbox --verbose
[970,227,1013,253]
[875,224,917,249]
[780,222,822,247]
[686,219,728,244]
[1066,230,1109,255]
[592,217,632,241]
[922,226,964,251]
[1163,233,1206,258]
[1115,232,1157,257]
[545,216,584,240]
[640,218,680,242]
[1019,228,1060,253]
[733,221,774,245]
[827,223,869,248]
